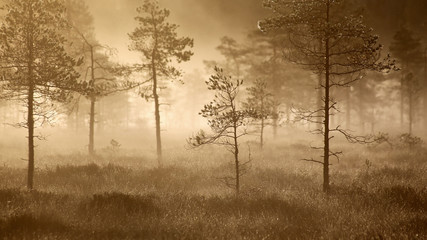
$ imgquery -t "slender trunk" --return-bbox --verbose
[88,45,96,156]
[152,51,162,167]
[233,123,240,196]
[323,0,330,193]
[27,3,35,190]
[409,90,413,135]
[400,74,404,129]
[88,95,95,156]
[27,72,35,190]
[318,72,323,130]
[148,15,163,167]
[272,46,279,139]
[424,48,427,134]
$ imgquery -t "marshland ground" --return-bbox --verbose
[0,127,425,239]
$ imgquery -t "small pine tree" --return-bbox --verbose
[189,67,253,195]
[243,79,274,148]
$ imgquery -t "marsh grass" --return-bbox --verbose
[0,141,426,239]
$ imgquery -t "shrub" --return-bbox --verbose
[82,192,159,215]
[399,133,423,149]
[380,185,426,211]
[0,213,68,238]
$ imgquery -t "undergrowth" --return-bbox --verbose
[0,143,425,239]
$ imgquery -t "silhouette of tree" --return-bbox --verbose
[390,26,424,134]
[0,0,80,190]
[260,0,395,193]
[189,67,254,195]
[129,0,193,167]
[243,79,274,148]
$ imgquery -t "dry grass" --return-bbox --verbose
[0,137,426,239]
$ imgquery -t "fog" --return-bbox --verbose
[86,0,268,69]
[68,0,272,145]
[0,0,425,173]
[0,0,426,238]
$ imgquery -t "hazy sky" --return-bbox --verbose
[85,0,268,73]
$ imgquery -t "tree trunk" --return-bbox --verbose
[88,95,96,156]
[271,45,279,139]
[27,73,35,190]
[152,53,162,167]
[424,49,427,134]
[318,72,323,130]
[88,45,96,156]
[400,75,404,129]
[27,3,35,190]
[409,90,413,135]
[323,0,331,193]
[233,124,240,196]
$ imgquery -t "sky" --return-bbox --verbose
[85,0,268,73]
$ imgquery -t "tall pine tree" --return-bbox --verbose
[390,26,424,134]
[129,0,193,167]
[0,0,80,190]
[260,0,394,193]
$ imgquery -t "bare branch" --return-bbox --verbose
[300,158,325,165]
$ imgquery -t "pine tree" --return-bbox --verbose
[129,0,193,167]
[260,0,394,193]
[72,31,119,156]
[0,0,80,190]
[245,30,314,136]
[390,26,424,134]
[63,0,94,133]
[243,79,274,148]
[216,36,250,78]
[65,0,141,156]
[189,67,253,195]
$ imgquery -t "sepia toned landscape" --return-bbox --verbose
[0,0,426,239]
